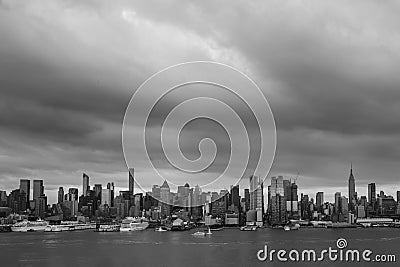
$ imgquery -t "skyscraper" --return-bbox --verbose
[19,179,30,207]
[348,164,356,212]
[316,192,324,210]
[33,180,44,201]
[58,187,64,204]
[269,176,286,225]
[230,185,240,213]
[83,173,90,197]
[129,168,135,195]
[397,191,400,204]
[334,192,341,213]
[368,183,376,207]
[19,179,30,200]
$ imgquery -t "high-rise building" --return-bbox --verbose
[35,196,47,218]
[368,183,376,208]
[249,175,263,226]
[33,180,44,201]
[107,182,114,207]
[230,185,240,213]
[68,188,79,201]
[348,164,356,212]
[19,179,30,204]
[101,188,112,206]
[0,190,7,207]
[334,192,341,213]
[58,187,64,204]
[160,180,171,217]
[269,176,286,225]
[129,168,135,195]
[244,189,250,211]
[396,191,400,204]
[316,192,324,210]
[284,180,298,218]
[83,173,90,197]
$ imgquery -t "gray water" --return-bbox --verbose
[0,228,399,267]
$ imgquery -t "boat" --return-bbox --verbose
[120,217,149,232]
[155,226,168,232]
[192,231,206,237]
[45,221,96,232]
[284,223,300,231]
[240,225,257,231]
[11,219,49,232]
[95,224,120,232]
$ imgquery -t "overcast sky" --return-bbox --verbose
[1,0,400,203]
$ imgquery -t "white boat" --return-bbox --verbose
[155,226,168,232]
[192,231,206,237]
[96,224,120,232]
[120,217,149,232]
[11,219,49,232]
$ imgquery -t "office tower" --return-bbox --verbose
[8,189,26,214]
[94,184,102,198]
[19,179,30,205]
[269,176,286,225]
[35,196,47,218]
[68,188,79,201]
[33,180,44,201]
[368,183,376,208]
[249,175,263,226]
[244,189,250,211]
[83,173,90,197]
[107,182,114,207]
[160,180,171,217]
[160,180,170,204]
[101,188,112,206]
[152,185,161,199]
[0,190,7,207]
[284,180,298,218]
[348,164,356,212]
[230,185,240,212]
[129,168,135,195]
[340,196,349,222]
[397,191,400,204]
[316,192,324,210]
[58,187,64,204]
[334,192,341,213]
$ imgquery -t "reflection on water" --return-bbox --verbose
[0,228,399,267]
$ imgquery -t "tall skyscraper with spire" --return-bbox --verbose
[348,163,356,212]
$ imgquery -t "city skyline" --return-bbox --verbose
[1,1,400,202]
[2,164,399,207]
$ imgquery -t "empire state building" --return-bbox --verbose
[348,163,356,212]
